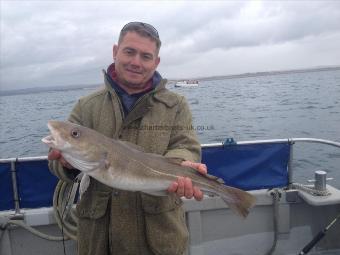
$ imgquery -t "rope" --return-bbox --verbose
[0,180,78,242]
[0,225,6,241]
[265,189,281,255]
[1,220,67,241]
[53,180,78,241]
[291,183,330,196]
[262,184,330,255]
[5,179,330,248]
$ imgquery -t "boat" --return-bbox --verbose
[175,80,199,87]
[1,137,340,255]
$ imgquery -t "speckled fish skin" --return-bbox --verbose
[42,120,256,217]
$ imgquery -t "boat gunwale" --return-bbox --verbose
[1,137,340,163]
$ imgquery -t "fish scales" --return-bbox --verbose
[42,120,256,217]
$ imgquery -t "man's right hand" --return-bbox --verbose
[48,149,74,169]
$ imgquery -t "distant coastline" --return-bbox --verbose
[169,66,340,83]
[1,66,339,96]
[0,83,103,97]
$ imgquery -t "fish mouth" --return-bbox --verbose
[41,121,59,148]
[41,134,56,146]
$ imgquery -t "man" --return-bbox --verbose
[48,22,207,255]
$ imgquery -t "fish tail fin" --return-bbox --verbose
[217,185,256,218]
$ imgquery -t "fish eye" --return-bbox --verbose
[71,129,81,138]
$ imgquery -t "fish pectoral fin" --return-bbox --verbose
[101,159,110,169]
[79,174,91,198]
[99,152,110,169]
[75,172,84,182]
[142,190,168,196]
[105,160,110,169]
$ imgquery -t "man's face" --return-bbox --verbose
[113,31,160,89]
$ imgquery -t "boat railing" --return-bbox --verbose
[2,137,339,163]
[202,138,340,147]
[202,138,340,188]
[1,137,340,214]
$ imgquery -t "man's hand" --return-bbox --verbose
[168,161,207,201]
[48,149,74,169]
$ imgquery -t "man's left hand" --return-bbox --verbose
[167,161,207,201]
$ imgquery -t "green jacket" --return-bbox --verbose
[49,72,201,255]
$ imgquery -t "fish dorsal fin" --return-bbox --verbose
[197,171,225,184]
[165,157,183,165]
[200,172,225,184]
[118,140,145,152]
[165,158,225,184]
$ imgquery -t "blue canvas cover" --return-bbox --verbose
[16,160,58,208]
[0,141,290,211]
[202,142,290,190]
[0,162,14,210]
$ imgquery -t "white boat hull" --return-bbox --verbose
[2,138,340,255]
[175,81,199,87]
[1,187,340,255]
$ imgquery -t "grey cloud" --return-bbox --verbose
[168,2,340,54]
[1,1,340,91]
[2,3,114,68]
[158,2,246,41]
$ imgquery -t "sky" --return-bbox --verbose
[1,0,340,91]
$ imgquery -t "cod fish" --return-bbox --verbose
[42,120,256,217]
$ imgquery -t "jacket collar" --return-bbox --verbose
[103,70,178,108]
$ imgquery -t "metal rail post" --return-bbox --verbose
[10,160,21,216]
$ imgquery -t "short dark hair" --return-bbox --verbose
[119,22,161,54]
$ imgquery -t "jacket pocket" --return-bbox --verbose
[77,189,111,219]
[141,193,189,255]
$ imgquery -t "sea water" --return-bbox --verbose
[1,69,339,187]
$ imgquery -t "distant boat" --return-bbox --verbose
[175,80,199,87]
